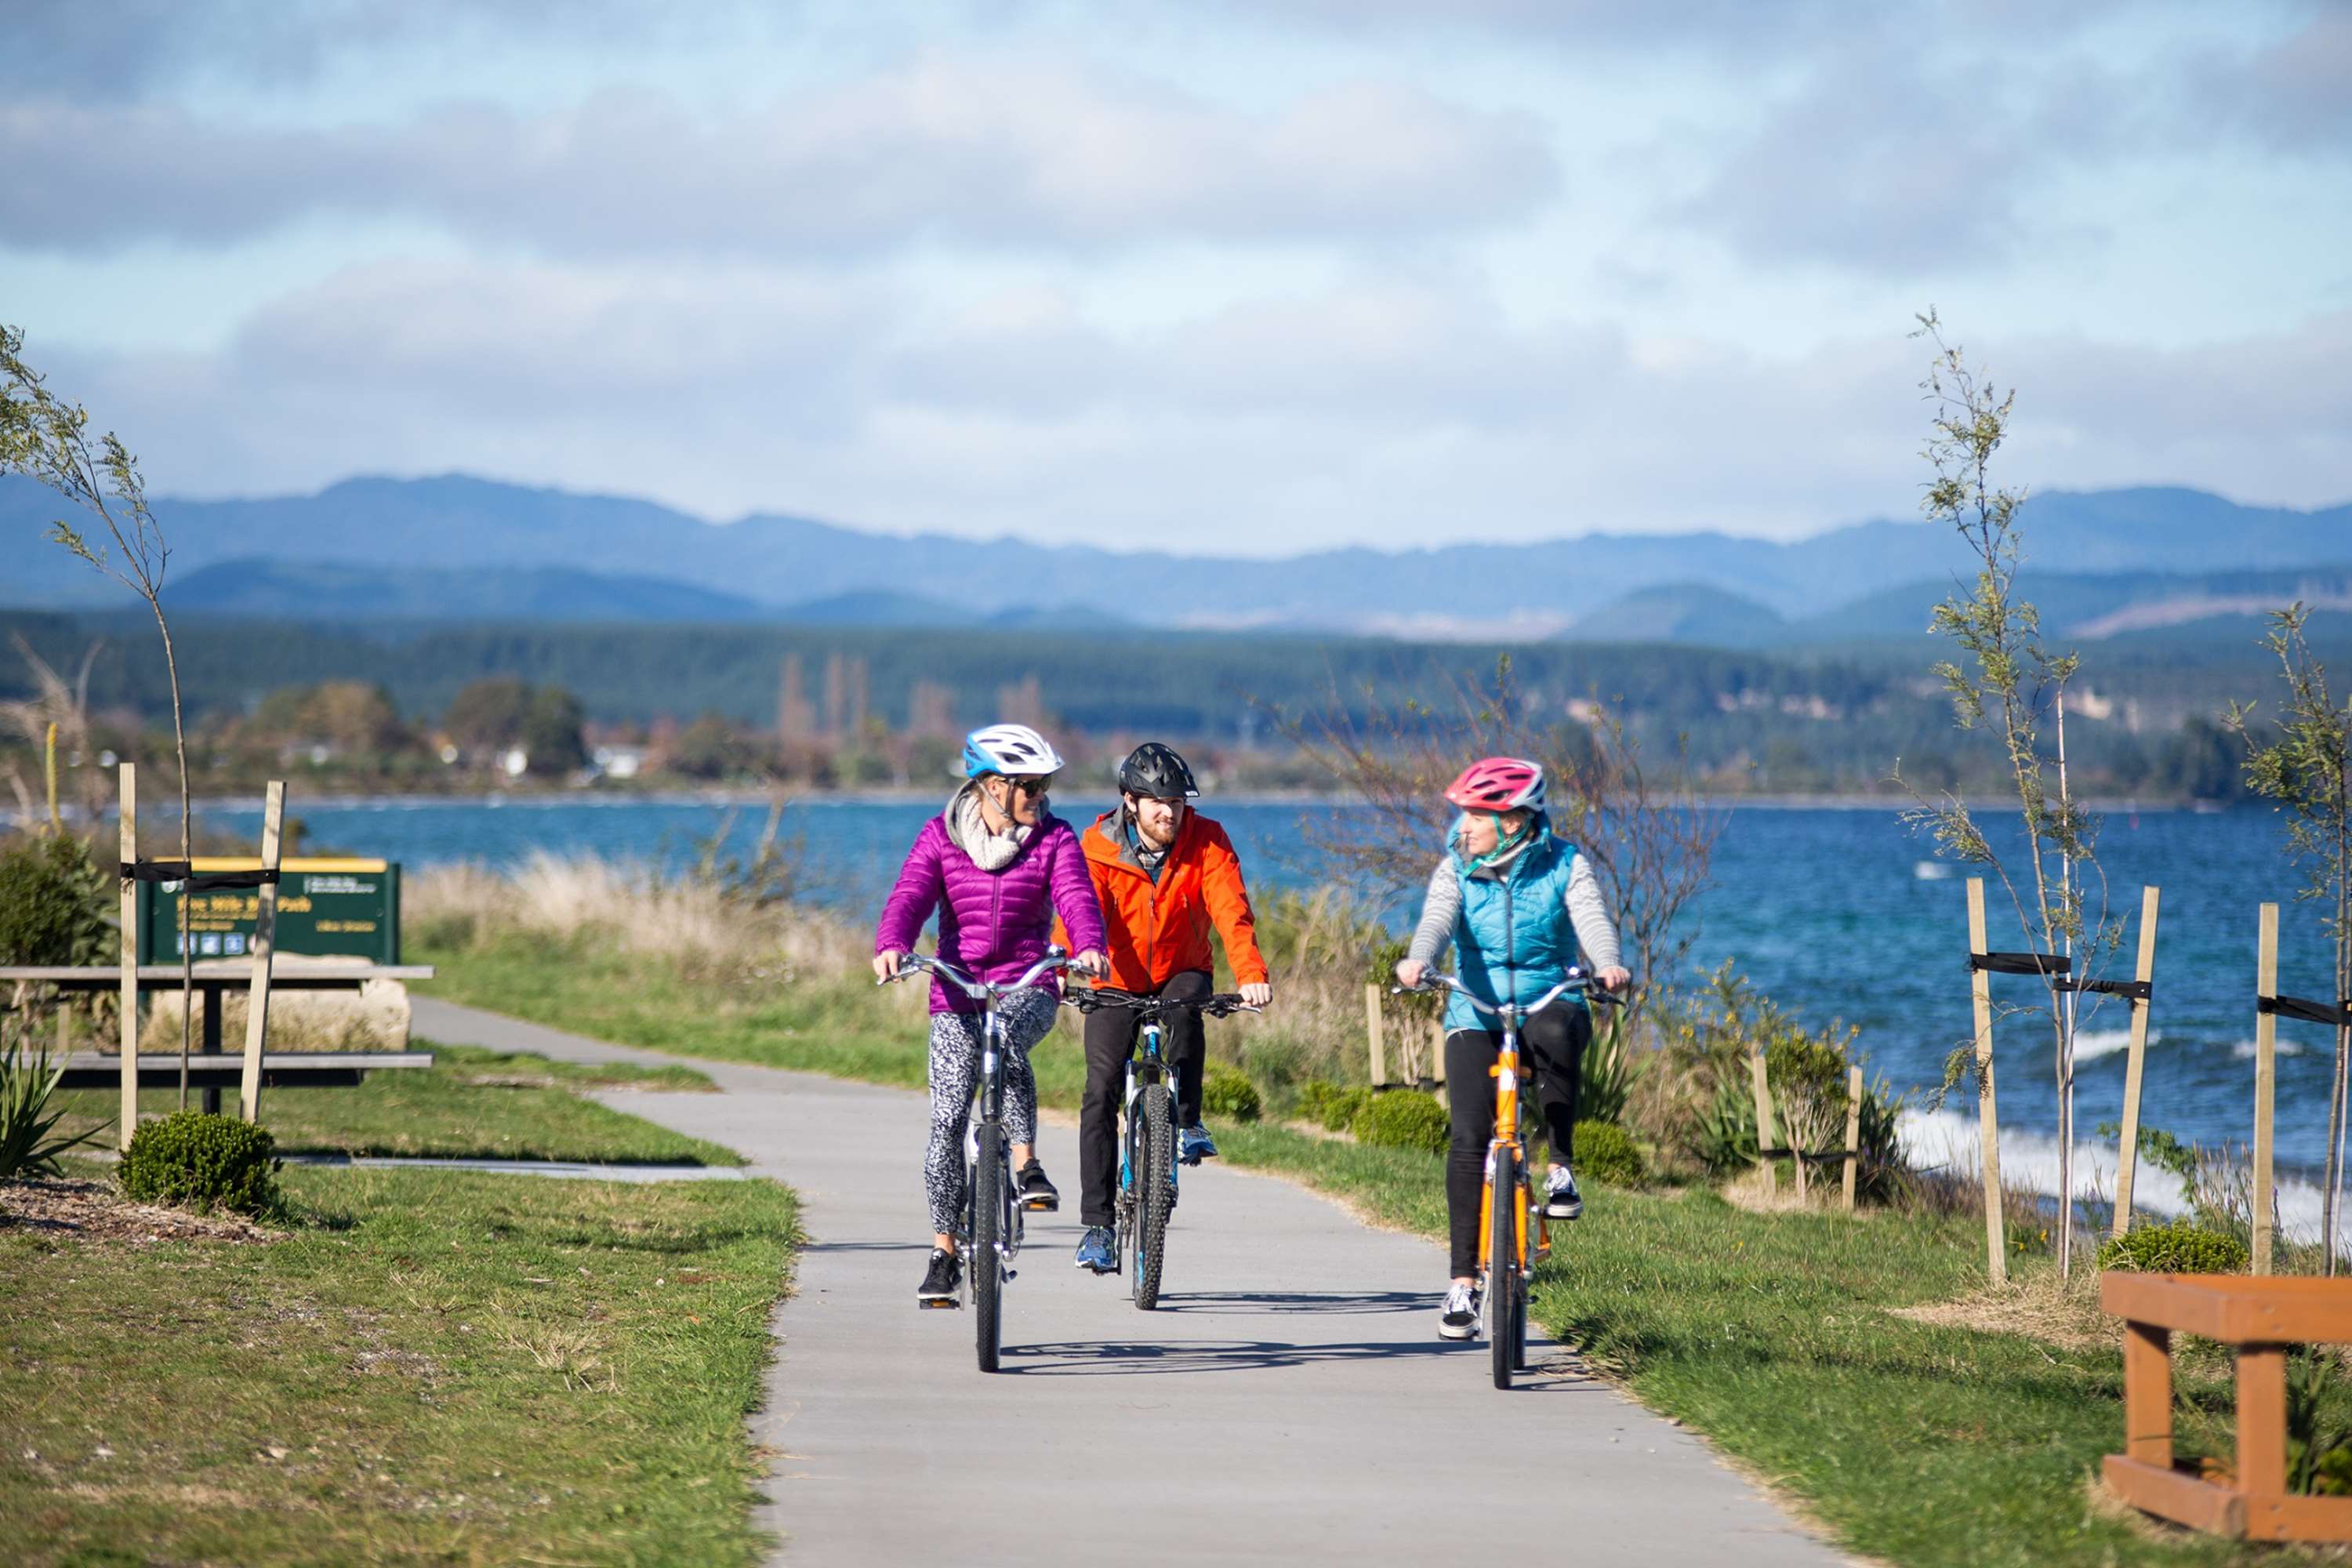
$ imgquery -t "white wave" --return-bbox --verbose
[2073,1027,2158,1062]
[1900,1107,2348,1254]
[2233,1038,2306,1058]
[1913,861,1955,880]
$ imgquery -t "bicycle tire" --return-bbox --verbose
[1512,1169,1532,1371]
[1489,1145,1518,1389]
[973,1123,1006,1373]
[1134,1084,1174,1311]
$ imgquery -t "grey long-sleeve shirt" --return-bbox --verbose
[1404,851,1623,974]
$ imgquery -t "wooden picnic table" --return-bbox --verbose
[2,963,437,1112]
[2103,1272,2352,1541]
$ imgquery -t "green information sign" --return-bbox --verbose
[137,858,402,965]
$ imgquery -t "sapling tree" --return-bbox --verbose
[2229,606,2352,1271]
[0,324,201,1105]
[1897,310,2119,1277]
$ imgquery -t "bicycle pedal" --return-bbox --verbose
[1021,1196,1058,1212]
[918,1297,960,1311]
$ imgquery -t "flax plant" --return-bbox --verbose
[2,323,200,1104]
[2229,605,2352,1270]
[1897,310,2118,1278]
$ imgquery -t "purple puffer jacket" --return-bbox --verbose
[874,811,1108,1015]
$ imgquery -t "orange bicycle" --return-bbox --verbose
[1400,967,1618,1388]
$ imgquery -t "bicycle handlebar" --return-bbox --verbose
[883,947,1073,1000]
[1059,988,1263,1020]
[1392,968,1624,1018]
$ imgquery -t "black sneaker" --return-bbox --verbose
[1017,1159,1060,1212]
[917,1247,961,1308]
[1438,1282,1479,1340]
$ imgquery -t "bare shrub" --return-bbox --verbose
[1274,654,1719,1026]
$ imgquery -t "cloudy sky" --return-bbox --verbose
[4,0,2347,554]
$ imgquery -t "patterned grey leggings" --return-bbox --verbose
[924,988,1058,1235]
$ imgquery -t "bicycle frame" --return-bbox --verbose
[1401,973,1598,1281]
[890,949,1070,1275]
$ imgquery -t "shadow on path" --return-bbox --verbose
[997,1334,1609,1385]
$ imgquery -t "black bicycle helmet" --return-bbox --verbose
[1119,742,1199,800]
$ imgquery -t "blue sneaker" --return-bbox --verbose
[1179,1123,1218,1165]
[1074,1226,1118,1274]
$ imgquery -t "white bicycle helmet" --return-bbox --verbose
[960,723,1065,778]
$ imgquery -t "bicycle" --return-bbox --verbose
[1060,986,1261,1310]
[883,946,1072,1373]
[1397,967,1621,1389]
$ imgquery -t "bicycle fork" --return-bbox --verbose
[1475,1021,1549,1282]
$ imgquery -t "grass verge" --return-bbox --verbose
[2,1166,796,1568]
[421,937,2328,1568]
[55,1041,742,1167]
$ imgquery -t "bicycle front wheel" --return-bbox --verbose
[1488,1145,1519,1389]
[1133,1084,1174,1310]
[972,1123,1006,1373]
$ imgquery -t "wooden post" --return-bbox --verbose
[2113,886,2162,1239]
[1749,1047,1777,1196]
[2238,1344,2289,1499]
[1365,984,1386,1087]
[1967,877,2008,1285]
[116,764,139,1152]
[238,782,286,1122]
[2122,1322,2172,1467]
[2255,902,2279,1276]
[1843,1063,1863,1212]
[1430,1019,1446,1084]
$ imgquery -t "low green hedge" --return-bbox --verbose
[121,1111,281,1216]
[1298,1080,1373,1134]
[1352,1091,1450,1156]
[2095,1220,2248,1275]
[1572,1120,1645,1186]
[1201,1064,1262,1122]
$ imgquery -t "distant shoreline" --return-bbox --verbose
[5,787,2241,822]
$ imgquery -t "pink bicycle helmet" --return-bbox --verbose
[1443,756,1545,813]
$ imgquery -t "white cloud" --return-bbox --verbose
[43,258,2349,557]
[0,60,1559,259]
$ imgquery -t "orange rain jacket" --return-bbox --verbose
[1054,808,1270,992]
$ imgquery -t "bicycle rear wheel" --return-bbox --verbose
[1133,1084,1174,1310]
[972,1123,1006,1372]
[1488,1145,1519,1389]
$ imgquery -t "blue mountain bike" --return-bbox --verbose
[1062,987,1258,1309]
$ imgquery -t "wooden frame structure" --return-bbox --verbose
[2103,1273,2352,1541]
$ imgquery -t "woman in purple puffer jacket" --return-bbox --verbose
[873,724,1109,1306]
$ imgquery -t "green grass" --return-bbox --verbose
[419,937,2341,1568]
[417,934,1094,1105]
[2,1166,796,1568]
[54,1040,742,1167]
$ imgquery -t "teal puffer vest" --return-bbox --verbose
[1445,827,1580,1034]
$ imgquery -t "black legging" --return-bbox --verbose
[1078,968,1213,1229]
[1444,1004,1589,1278]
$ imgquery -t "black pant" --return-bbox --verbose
[1079,968,1212,1228]
[1444,1005,1588,1278]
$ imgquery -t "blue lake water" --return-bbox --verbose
[192,793,2343,1174]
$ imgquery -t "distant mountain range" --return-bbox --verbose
[7,473,2347,647]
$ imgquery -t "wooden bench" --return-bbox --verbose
[2,963,437,1112]
[2103,1272,2352,1541]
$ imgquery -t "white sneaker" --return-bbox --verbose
[1544,1164,1583,1221]
[1438,1282,1479,1340]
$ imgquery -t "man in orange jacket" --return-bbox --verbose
[1065,742,1273,1274]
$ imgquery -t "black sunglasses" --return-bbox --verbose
[997,775,1051,797]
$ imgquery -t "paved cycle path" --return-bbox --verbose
[413,996,1847,1567]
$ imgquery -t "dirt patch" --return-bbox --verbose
[0,1178,281,1246]
[1887,1276,2116,1352]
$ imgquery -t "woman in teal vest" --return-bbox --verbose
[1394,757,1630,1341]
